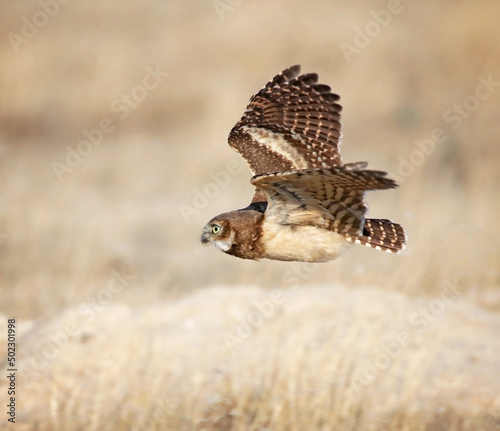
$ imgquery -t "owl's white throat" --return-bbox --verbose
[213,230,235,252]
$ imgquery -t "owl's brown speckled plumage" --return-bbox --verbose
[201,66,406,262]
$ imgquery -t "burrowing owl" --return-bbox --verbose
[201,65,406,262]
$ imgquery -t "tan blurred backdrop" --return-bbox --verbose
[1,0,499,315]
[0,1,500,429]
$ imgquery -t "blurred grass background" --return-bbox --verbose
[0,0,499,429]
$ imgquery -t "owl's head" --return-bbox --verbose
[200,215,235,252]
[201,209,264,259]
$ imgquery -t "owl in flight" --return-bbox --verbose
[201,65,406,262]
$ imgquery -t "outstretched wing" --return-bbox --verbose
[250,163,397,240]
[229,65,343,178]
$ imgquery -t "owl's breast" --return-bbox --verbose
[259,219,348,262]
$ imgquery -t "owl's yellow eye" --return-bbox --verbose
[212,225,221,235]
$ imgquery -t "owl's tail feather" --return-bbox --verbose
[348,218,406,253]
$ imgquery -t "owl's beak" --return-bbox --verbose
[200,226,210,244]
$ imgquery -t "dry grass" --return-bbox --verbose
[2,285,500,430]
[0,0,499,429]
